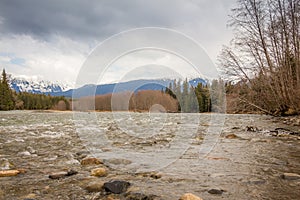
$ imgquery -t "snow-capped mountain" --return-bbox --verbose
[7,74,206,97]
[8,76,71,94]
[55,78,207,98]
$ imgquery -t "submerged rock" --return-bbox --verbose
[232,127,240,129]
[49,169,78,179]
[18,151,31,156]
[91,167,107,177]
[208,189,224,195]
[67,169,78,176]
[179,193,203,200]
[150,172,162,179]
[23,193,37,199]
[125,192,156,200]
[106,158,132,165]
[85,180,104,193]
[0,158,14,170]
[26,146,36,154]
[103,180,131,194]
[81,157,103,165]
[225,134,238,139]
[49,171,68,179]
[281,173,300,180]
[246,126,259,132]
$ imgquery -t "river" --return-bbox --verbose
[0,111,299,199]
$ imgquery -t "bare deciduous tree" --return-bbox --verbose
[219,0,300,115]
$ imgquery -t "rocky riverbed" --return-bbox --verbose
[0,111,300,200]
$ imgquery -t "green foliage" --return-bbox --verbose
[0,69,70,111]
[16,92,70,110]
[0,69,15,110]
[164,79,225,113]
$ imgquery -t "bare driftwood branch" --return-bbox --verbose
[238,97,276,116]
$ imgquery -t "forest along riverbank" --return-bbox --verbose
[0,111,299,200]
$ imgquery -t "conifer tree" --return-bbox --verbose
[0,69,14,110]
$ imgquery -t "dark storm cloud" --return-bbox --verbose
[0,0,235,41]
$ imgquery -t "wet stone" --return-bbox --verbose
[26,146,36,154]
[75,151,89,159]
[208,189,224,195]
[85,180,104,193]
[91,167,107,177]
[248,179,266,185]
[18,151,31,156]
[66,169,78,176]
[65,158,80,165]
[225,134,238,139]
[281,173,300,180]
[81,157,103,165]
[49,169,78,179]
[179,193,203,200]
[246,126,259,132]
[49,171,68,179]
[150,172,162,179]
[232,127,240,129]
[0,158,14,170]
[23,193,37,200]
[106,158,132,165]
[104,180,131,194]
[0,169,21,177]
[125,192,156,200]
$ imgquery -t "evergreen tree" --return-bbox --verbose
[189,86,199,113]
[182,78,189,112]
[0,69,14,110]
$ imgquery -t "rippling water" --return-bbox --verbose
[0,111,299,199]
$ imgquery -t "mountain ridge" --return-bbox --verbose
[9,76,206,98]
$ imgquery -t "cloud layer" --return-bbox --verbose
[0,0,236,85]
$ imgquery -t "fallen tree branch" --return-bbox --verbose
[238,98,276,116]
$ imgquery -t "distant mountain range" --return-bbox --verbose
[9,76,71,94]
[9,76,206,98]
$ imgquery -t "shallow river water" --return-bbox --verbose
[0,111,299,200]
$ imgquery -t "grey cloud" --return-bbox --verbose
[0,0,236,42]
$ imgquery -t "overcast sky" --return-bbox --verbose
[0,0,236,86]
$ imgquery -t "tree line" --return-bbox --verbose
[0,69,70,111]
[73,79,226,113]
[165,79,225,113]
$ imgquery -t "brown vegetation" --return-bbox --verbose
[220,0,300,116]
[72,90,179,112]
